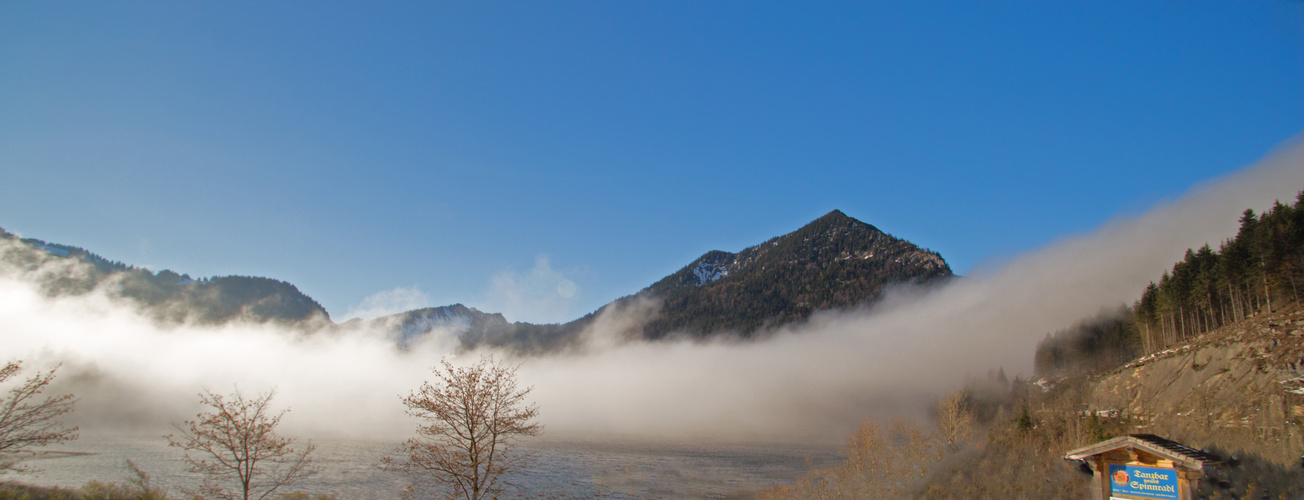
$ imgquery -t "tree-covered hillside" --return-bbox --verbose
[636,210,952,339]
[0,229,329,326]
[1037,191,1304,376]
[1,209,952,349]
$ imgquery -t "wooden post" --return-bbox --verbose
[1176,468,1202,500]
[1090,456,1107,500]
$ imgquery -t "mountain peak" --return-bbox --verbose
[640,210,952,339]
[805,209,878,232]
[820,209,849,220]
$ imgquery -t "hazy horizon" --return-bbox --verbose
[1,138,1300,448]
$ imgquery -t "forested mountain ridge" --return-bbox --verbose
[368,210,953,351]
[0,228,330,327]
[0,210,949,349]
[633,209,952,338]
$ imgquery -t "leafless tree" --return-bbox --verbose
[0,360,77,473]
[383,356,541,500]
[936,389,974,451]
[167,388,319,500]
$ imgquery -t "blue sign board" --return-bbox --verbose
[1107,464,1179,500]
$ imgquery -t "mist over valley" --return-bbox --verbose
[3,2,1302,496]
[3,141,1304,497]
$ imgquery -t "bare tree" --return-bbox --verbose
[383,356,541,500]
[0,360,77,473]
[167,388,319,500]
[936,389,974,451]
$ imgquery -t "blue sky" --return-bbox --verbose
[2,1,1301,323]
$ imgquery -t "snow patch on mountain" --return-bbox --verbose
[692,260,729,285]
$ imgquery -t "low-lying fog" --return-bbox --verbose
[3,139,1302,445]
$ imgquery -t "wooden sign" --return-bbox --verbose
[1107,464,1179,499]
[1064,434,1218,500]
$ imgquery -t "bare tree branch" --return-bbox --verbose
[383,355,541,500]
[0,360,78,474]
[167,387,319,500]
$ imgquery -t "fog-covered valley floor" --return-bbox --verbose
[2,139,1302,493]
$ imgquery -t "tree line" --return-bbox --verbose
[1037,190,1304,375]
[1136,194,1304,352]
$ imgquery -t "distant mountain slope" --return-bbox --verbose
[634,209,952,338]
[0,209,950,349]
[340,304,580,353]
[343,304,510,347]
[0,228,329,326]
[399,210,954,351]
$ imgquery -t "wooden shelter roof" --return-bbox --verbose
[1064,434,1220,470]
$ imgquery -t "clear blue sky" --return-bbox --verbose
[2,1,1301,323]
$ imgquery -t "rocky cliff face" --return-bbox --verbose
[1084,303,1304,462]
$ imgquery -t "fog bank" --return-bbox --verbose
[2,138,1301,443]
